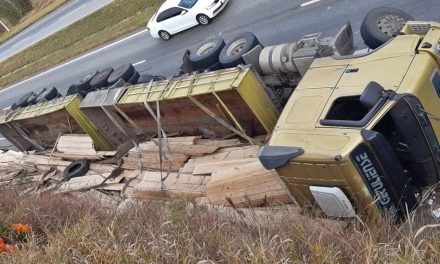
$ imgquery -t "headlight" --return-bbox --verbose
[206,0,219,10]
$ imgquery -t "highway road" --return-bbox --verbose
[0,0,439,146]
[0,0,114,62]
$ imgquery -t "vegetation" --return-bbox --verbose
[0,0,32,25]
[0,190,439,263]
[0,0,67,44]
[0,0,163,88]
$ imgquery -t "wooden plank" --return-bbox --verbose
[137,144,219,156]
[56,147,97,156]
[58,134,94,144]
[205,161,292,208]
[192,158,257,175]
[195,138,242,148]
[96,183,126,191]
[57,174,107,193]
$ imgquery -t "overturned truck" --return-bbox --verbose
[1,8,438,222]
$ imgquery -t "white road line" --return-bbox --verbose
[301,0,322,7]
[0,28,150,93]
[133,60,146,66]
[0,138,5,140]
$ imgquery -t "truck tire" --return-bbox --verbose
[66,85,83,97]
[202,61,222,72]
[75,70,99,91]
[63,160,90,180]
[138,74,165,84]
[128,70,140,84]
[35,87,58,104]
[90,67,114,89]
[361,7,413,49]
[107,64,135,85]
[190,37,225,70]
[219,32,260,68]
[16,92,34,108]
[180,49,194,74]
[27,88,46,105]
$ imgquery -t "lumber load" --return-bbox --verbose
[127,171,210,200]
[205,161,292,208]
[122,137,242,171]
[55,134,116,161]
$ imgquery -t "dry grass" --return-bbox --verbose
[0,190,439,263]
[0,0,68,44]
[0,0,163,88]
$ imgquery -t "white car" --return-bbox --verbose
[147,0,229,40]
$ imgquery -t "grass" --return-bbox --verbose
[0,0,164,89]
[0,190,439,263]
[0,0,68,45]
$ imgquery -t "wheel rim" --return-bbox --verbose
[226,38,247,56]
[160,31,170,40]
[377,14,407,36]
[199,15,209,25]
[197,42,216,56]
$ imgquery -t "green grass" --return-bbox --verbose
[0,0,164,89]
[0,190,439,263]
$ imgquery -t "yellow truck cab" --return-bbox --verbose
[260,22,440,222]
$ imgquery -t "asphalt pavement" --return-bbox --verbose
[0,0,439,144]
[0,0,114,62]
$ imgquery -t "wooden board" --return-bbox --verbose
[192,158,258,175]
[57,174,107,193]
[205,161,292,208]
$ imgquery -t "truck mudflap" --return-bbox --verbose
[351,130,418,222]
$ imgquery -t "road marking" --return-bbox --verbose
[300,0,322,7]
[0,28,150,94]
[133,60,146,66]
[0,138,5,140]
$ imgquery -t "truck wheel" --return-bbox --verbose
[159,30,172,41]
[128,70,140,84]
[16,92,34,108]
[361,7,413,49]
[27,88,46,105]
[75,70,99,91]
[219,32,260,68]
[90,67,114,89]
[35,87,58,103]
[107,64,135,85]
[196,14,210,25]
[190,37,225,70]
[66,85,83,97]
[63,160,90,180]
[180,49,194,74]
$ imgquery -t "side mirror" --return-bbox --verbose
[360,81,384,109]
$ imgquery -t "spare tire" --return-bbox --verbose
[16,92,34,108]
[90,67,114,89]
[219,32,260,68]
[128,70,140,84]
[27,88,46,105]
[190,36,225,70]
[107,64,135,85]
[63,160,90,180]
[35,87,58,104]
[75,70,99,91]
[361,7,413,49]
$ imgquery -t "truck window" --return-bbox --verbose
[324,96,369,121]
[372,97,440,186]
[431,71,440,99]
